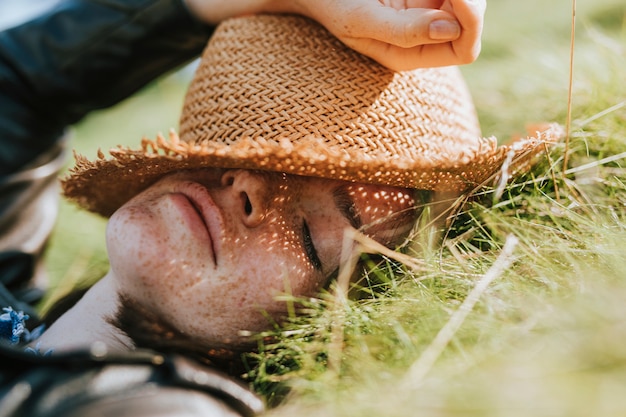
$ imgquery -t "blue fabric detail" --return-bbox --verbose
[0,306,45,345]
[0,306,27,344]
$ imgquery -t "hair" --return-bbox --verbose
[108,294,250,377]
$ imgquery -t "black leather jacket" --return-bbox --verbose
[0,0,213,175]
[0,0,213,316]
[0,342,264,416]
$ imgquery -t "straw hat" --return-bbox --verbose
[62,14,560,217]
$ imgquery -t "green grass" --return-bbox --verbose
[44,1,626,415]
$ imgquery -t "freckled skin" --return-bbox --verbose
[106,168,417,347]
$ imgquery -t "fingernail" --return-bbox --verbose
[429,20,461,40]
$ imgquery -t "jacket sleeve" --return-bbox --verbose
[0,0,215,176]
[0,0,214,315]
[0,346,265,417]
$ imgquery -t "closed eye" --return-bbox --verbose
[333,186,361,230]
[302,221,322,271]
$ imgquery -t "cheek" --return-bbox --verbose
[217,232,322,307]
[175,234,323,336]
[186,264,321,346]
[220,216,319,291]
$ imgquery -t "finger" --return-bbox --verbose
[347,38,474,71]
[445,0,486,61]
[344,6,461,48]
[381,0,444,9]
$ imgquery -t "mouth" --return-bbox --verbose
[170,182,223,266]
[189,197,215,254]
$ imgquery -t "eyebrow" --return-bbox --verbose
[333,185,362,230]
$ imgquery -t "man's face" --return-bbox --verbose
[106,169,417,347]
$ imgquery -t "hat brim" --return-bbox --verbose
[61,124,561,217]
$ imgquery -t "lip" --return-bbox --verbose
[169,182,224,265]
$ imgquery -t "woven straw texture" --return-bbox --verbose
[62,14,560,217]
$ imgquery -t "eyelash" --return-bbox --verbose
[334,191,360,229]
[302,221,322,271]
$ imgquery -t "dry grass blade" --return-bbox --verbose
[563,0,577,171]
[402,234,520,389]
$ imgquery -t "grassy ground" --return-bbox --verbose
[44,0,626,415]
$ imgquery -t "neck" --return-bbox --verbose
[30,272,133,354]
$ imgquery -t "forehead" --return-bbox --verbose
[342,183,416,217]
[342,183,418,246]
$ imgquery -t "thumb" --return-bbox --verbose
[339,5,460,48]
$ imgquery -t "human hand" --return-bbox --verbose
[183,0,486,71]
[299,0,486,71]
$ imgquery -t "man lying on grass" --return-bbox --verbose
[0,12,559,417]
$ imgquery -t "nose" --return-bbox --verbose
[220,170,268,228]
